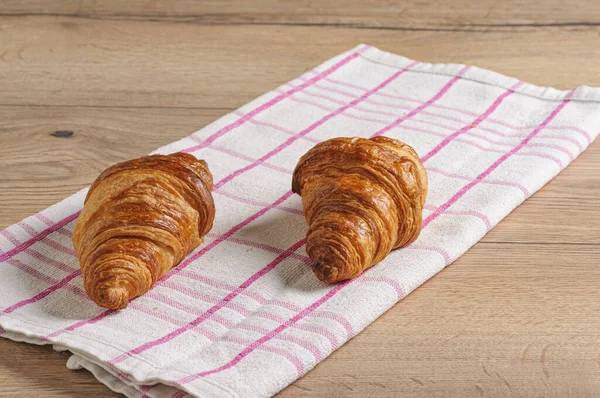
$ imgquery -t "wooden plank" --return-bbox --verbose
[2,0,600,27]
[0,106,229,225]
[1,17,600,109]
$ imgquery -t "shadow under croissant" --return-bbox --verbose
[233,208,374,294]
[39,277,111,321]
[226,208,333,292]
[234,207,305,252]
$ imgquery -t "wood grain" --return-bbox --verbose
[1,1,599,397]
[0,106,229,224]
[2,16,600,109]
[3,0,600,28]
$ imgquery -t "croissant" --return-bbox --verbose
[72,153,215,310]
[292,137,428,284]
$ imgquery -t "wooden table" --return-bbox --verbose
[1,1,599,396]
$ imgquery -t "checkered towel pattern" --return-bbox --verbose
[1,44,598,398]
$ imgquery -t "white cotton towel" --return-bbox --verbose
[1,44,599,398]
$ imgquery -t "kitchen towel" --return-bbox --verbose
[1,44,599,398]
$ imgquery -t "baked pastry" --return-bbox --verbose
[292,137,427,283]
[72,153,215,310]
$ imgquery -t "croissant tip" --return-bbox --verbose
[95,286,130,310]
[313,263,344,284]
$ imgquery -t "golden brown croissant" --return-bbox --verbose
[292,137,428,284]
[72,153,215,310]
